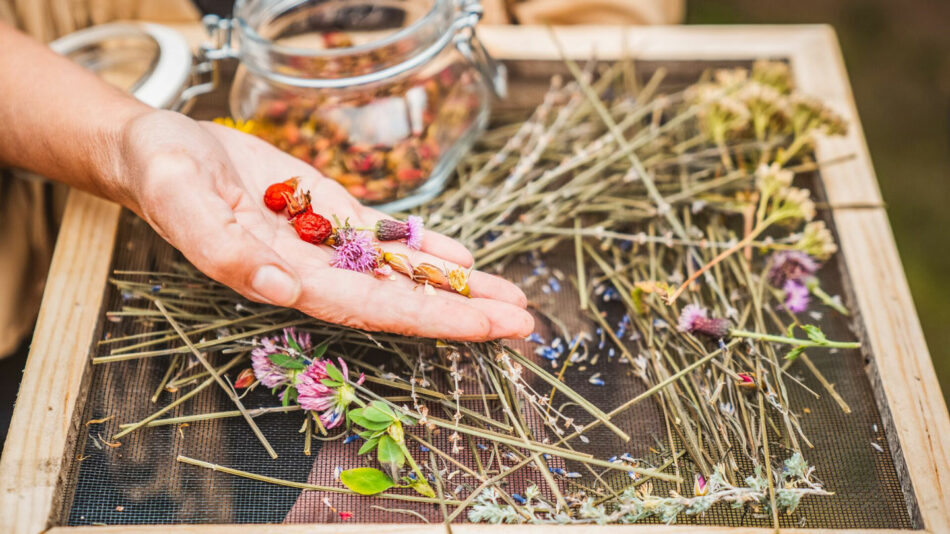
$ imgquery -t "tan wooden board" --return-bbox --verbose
[2,24,948,534]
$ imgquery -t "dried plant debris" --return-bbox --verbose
[99,58,859,526]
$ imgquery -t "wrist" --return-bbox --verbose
[93,103,156,211]
[97,104,181,215]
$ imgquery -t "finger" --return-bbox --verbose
[299,268,495,341]
[144,155,302,307]
[462,297,535,339]
[357,206,474,267]
[375,241,526,307]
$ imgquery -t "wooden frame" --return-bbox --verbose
[1,24,948,534]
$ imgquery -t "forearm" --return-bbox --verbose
[0,21,152,206]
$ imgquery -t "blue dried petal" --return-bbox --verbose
[419,445,430,452]
[535,346,559,361]
[151,284,162,293]
[548,277,562,292]
[342,435,361,444]
[526,333,545,344]
[476,443,489,450]
[608,348,616,359]
[542,453,552,460]
[511,493,527,505]
[590,377,605,386]
[565,472,582,478]
[549,467,566,476]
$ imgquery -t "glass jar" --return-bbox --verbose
[202,0,506,212]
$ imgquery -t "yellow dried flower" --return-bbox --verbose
[213,117,258,134]
[447,267,471,297]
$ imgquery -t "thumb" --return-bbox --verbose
[185,215,302,307]
[144,173,302,306]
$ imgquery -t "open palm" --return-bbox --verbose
[123,111,533,341]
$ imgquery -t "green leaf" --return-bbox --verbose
[408,477,436,498]
[286,337,303,354]
[378,435,405,481]
[358,436,380,455]
[339,468,395,495]
[312,342,329,360]
[377,435,405,467]
[363,401,397,423]
[785,346,805,361]
[802,324,828,344]
[282,386,297,407]
[348,410,392,431]
[786,323,797,338]
[325,361,344,382]
[267,353,306,370]
[321,379,343,388]
[398,412,418,426]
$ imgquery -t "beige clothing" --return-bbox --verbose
[0,0,683,358]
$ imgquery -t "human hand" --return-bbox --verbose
[116,110,533,341]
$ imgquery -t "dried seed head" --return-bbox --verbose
[382,252,413,278]
[413,263,449,288]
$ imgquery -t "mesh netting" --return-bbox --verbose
[59,60,916,529]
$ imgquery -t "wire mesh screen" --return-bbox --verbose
[59,59,916,529]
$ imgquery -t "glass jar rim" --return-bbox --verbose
[233,0,451,59]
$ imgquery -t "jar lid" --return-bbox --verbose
[49,22,192,109]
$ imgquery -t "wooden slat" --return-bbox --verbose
[44,525,919,534]
[2,24,947,534]
[789,28,950,533]
[0,192,122,534]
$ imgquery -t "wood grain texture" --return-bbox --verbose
[3,24,947,534]
[0,192,121,534]
[43,526,918,534]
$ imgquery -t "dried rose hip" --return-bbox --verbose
[263,178,298,212]
[294,210,333,244]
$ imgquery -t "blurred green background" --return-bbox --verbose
[688,0,950,407]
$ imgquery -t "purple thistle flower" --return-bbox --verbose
[374,216,425,250]
[331,227,380,273]
[768,250,818,287]
[783,280,811,313]
[678,304,730,338]
[406,215,424,250]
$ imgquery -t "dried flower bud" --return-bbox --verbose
[233,368,256,389]
[375,219,410,241]
[736,373,757,391]
[382,252,413,278]
[412,263,449,288]
[694,473,709,496]
[678,304,730,338]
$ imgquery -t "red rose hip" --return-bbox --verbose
[263,178,298,212]
[293,211,333,244]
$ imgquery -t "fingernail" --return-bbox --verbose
[251,265,301,306]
